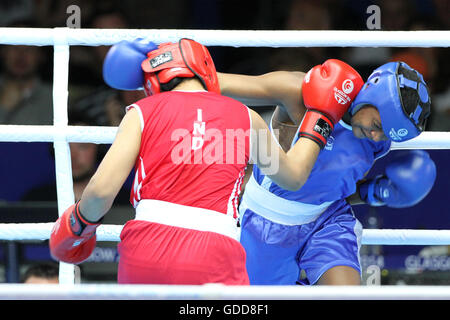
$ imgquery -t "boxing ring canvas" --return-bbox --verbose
[0,27,449,299]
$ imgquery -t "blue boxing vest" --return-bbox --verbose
[240,119,391,225]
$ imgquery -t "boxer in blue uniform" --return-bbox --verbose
[217,61,436,285]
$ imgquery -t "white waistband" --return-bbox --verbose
[135,200,240,241]
[240,175,333,226]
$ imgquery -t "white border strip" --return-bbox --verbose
[0,284,449,300]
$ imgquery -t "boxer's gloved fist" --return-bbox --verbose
[49,201,101,264]
[103,38,157,90]
[359,150,437,208]
[299,59,364,148]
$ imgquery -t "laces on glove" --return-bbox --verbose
[69,201,102,237]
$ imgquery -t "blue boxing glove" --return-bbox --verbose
[103,38,157,90]
[359,150,436,208]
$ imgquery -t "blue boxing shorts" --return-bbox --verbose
[239,199,363,285]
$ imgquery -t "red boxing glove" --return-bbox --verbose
[49,202,101,264]
[299,59,364,148]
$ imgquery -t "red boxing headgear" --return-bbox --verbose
[141,38,220,96]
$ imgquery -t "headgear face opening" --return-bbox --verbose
[141,38,220,96]
[349,62,431,142]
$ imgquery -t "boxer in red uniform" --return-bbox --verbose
[49,38,362,284]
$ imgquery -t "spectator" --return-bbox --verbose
[432,0,450,29]
[258,0,337,124]
[22,108,131,203]
[387,19,444,131]
[69,8,144,126]
[0,1,34,27]
[69,8,130,90]
[22,263,59,284]
[0,20,53,125]
[376,0,415,31]
[282,0,334,65]
[72,86,145,127]
[428,85,450,131]
[285,0,332,31]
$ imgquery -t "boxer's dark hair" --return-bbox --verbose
[398,64,431,130]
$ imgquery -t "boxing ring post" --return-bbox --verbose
[52,28,77,284]
[0,28,450,294]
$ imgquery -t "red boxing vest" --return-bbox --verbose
[127,91,251,219]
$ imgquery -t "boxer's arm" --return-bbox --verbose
[346,180,367,205]
[249,109,319,191]
[218,71,306,124]
[358,151,436,208]
[79,108,142,221]
[348,151,436,207]
[50,108,141,263]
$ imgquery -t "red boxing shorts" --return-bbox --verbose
[117,220,249,285]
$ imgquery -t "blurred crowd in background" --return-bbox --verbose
[0,0,449,283]
[1,0,449,131]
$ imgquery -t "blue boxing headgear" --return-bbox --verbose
[349,62,431,142]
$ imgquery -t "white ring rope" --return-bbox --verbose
[0,28,450,47]
[0,27,449,285]
[0,223,450,245]
[1,125,449,149]
[0,284,449,300]
[0,125,117,144]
